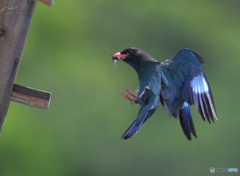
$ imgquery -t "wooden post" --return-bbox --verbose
[0,0,53,134]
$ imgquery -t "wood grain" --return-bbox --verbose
[0,0,37,134]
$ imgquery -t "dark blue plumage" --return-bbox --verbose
[179,102,197,140]
[112,48,218,140]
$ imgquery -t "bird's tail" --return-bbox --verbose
[179,102,197,140]
[121,112,148,140]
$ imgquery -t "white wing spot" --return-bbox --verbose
[191,74,209,93]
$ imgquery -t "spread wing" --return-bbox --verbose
[160,48,218,123]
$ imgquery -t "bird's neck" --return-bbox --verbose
[136,63,160,93]
[125,60,140,72]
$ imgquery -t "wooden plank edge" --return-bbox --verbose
[39,0,54,7]
[10,84,51,110]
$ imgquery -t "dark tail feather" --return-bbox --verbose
[121,112,148,140]
[179,102,197,140]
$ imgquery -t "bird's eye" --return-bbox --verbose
[128,49,133,55]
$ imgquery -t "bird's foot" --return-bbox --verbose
[121,92,136,104]
[125,88,139,99]
[120,88,140,104]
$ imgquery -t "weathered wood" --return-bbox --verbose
[0,0,37,134]
[39,0,54,7]
[11,84,51,109]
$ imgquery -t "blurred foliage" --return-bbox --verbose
[0,0,240,176]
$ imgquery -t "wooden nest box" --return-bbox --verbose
[0,0,54,134]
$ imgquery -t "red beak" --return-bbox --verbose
[112,52,128,60]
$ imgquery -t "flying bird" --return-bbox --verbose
[111,48,218,140]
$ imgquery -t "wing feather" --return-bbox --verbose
[160,48,218,127]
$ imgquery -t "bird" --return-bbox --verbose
[111,48,218,140]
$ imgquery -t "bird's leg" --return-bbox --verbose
[120,88,141,104]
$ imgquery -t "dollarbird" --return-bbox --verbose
[111,48,218,140]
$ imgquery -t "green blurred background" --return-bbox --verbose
[0,0,239,175]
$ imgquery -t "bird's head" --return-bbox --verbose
[111,48,157,71]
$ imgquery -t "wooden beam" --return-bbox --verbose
[39,0,54,7]
[0,0,37,134]
[11,84,51,109]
